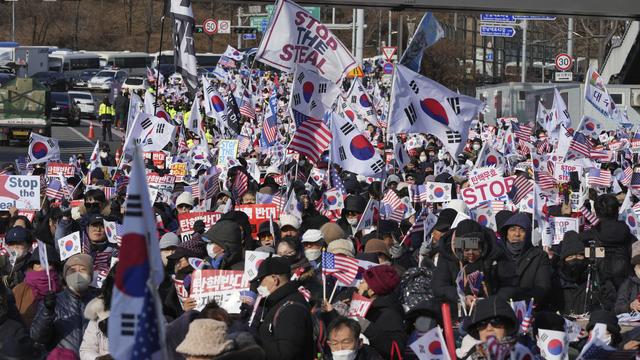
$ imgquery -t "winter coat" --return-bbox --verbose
[79,298,109,360]
[0,312,28,342]
[362,293,407,360]
[1,252,30,289]
[550,267,616,315]
[30,288,95,355]
[580,219,636,289]
[495,214,551,304]
[432,227,502,305]
[615,275,640,314]
[214,332,266,360]
[256,281,315,360]
[12,281,39,328]
[165,309,200,360]
[399,267,434,312]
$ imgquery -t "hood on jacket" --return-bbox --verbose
[464,296,517,338]
[499,212,533,248]
[203,219,243,266]
[438,221,501,264]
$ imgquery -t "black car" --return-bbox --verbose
[73,69,100,88]
[0,73,15,87]
[32,71,69,91]
[48,92,80,126]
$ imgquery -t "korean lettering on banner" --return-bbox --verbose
[552,217,579,245]
[346,292,373,318]
[143,151,168,169]
[177,212,223,242]
[190,270,250,313]
[173,275,189,309]
[17,210,35,223]
[235,204,280,238]
[146,174,177,193]
[217,140,239,166]
[0,176,41,210]
[554,163,582,183]
[461,176,514,209]
[46,162,75,178]
[170,163,187,182]
[468,167,502,187]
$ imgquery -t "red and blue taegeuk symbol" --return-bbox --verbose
[211,95,225,112]
[433,186,445,198]
[359,94,371,108]
[477,215,489,227]
[32,142,48,159]
[325,194,338,206]
[420,98,449,125]
[64,239,75,252]
[485,155,499,166]
[302,82,314,103]
[115,233,149,297]
[105,225,112,238]
[547,339,563,356]
[585,121,596,131]
[345,110,356,122]
[349,135,375,160]
[428,341,443,355]
[628,215,637,228]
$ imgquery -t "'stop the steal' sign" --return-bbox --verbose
[0,176,41,210]
[255,0,357,83]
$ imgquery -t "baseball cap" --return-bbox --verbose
[251,256,290,283]
[159,232,180,250]
[301,229,323,243]
[87,214,105,226]
[5,227,31,245]
[280,214,301,230]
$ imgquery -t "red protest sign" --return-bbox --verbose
[143,151,168,168]
[46,162,76,178]
[346,292,373,318]
[235,204,280,238]
[190,270,250,313]
[177,212,222,241]
[17,210,35,222]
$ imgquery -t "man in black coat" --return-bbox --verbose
[496,213,551,305]
[253,257,315,360]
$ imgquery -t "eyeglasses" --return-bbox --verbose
[475,318,506,330]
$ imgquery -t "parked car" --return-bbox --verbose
[73,69,100,88]
[32,71,69,91]
[0,73,16,87]
[121,76,148,92]
[68,90,96,119]
[48,92,80,126]
[87,69,127,91]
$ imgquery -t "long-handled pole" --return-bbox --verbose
[154,13,167,116]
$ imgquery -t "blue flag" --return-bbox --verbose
[399,13,444,72]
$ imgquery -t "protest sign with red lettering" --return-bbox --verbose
[177,212,222,241]
[146,174,176,193]
[143,151,168,168]
[235,204,280,238]
[468,167,502,187]
[346,292,373,318]
[46,162,76,178]
[17,210,35,223]
[461,176,514,209]
[173,275,189,309]
[554,163,582,183]
[255,0,357,83]
[190,270,250,313]
[170,163,187,182]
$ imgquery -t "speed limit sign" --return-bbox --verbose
[203,19,217,35]
[555,53,573,71]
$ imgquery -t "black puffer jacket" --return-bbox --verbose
[580,219,636,289]
[495,214,551,305]
[256,282,315,360]
[615,275,640,314]
[363,293,407,360]
[432,225,503,305]
[30,288,95,355]
[399,267,434,312]
[550,266,616,315]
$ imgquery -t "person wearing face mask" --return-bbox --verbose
[12,244,61,329]
[82,189,108,219]
[585,310,622,348]
[1,226,34,289]
[338,195,367,238]
[355,265,406,360]
[31,254,96,356]
[324,317,384,360]
[495,213,551,306]
[551,231,615,315]
[202,219,244,271]
[615,241,640,314]
[252,257,315,360]
[403,300,441,360]
[98,143,116,167]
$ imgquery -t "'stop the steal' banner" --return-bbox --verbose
[0,176,41,210]
[256,0,357,83]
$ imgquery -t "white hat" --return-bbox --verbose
[176,192,194,207]
[266,165,280,176]
[445,199,469,215]
[301,229,323,243]
[280,214,301,230]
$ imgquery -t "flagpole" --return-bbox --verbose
[153,2,168,117]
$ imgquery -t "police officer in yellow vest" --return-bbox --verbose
[98,98,115,142]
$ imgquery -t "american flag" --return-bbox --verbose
[631,132,640,149]
[103,187,116,200]
[321,252,359,285]
[202,171,220,200]
[484,336,513,360]
[287,118,331,164]
[94,251,113,274]
[190,182,200,200]
[622,166,633,186]
[330,167,347,193]
[272,191,286,210]
[519,299,534,334]
[513,122,533,141]
[467,270,485,297]
[509,175,533,205]
[536,138,552,154]
[237,135,252,154]
[382,190,402,213]
[568,132,593,158]
[239,88,257,119]
[232,170,249,200]
[580,205,600,230]
[45,179,64,200]
[261,89,279,146]
[590,148,613,162]
[535,171,557,190]
[587,168,612,187]
[631,169,640,190]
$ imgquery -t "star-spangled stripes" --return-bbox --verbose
[288,118,331,164]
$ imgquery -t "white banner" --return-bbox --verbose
[0,176,41,210]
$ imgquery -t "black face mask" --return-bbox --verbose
[506,240,525,257]
[563,259,589,283]
[85,203,102,214]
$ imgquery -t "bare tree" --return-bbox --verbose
[144,0,154,52]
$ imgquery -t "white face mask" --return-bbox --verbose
[206,243,220,259]
[304,248,321,261]
[100,151,108,158]
[347,218,359,226]
[257,285,271,298]
[331,349,357,360]
[472,144,481,150]
[419,156,428,162]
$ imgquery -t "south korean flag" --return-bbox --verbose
[425,182,452,203]
[330,113,385,177]
[290,63,340,122]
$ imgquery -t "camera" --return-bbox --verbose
[584,246,605,259]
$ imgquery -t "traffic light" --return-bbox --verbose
[232,26,258,34]
[194,25,204,33]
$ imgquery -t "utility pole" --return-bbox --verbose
[521,20,527,83]
[388,11,392,47]
[355,9,364,64]
[11,0,15,42]
[398,15,404,56]
[237,7,242,49]
[568,17,574,60]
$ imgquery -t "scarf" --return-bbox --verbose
[25,270,62,300]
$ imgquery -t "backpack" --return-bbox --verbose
[272,300,325,360]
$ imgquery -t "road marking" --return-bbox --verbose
[67,126,94,145]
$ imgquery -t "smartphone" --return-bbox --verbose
[584,247,605,258]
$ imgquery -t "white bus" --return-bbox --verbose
[48,51,101,74]
[95,51,153,76]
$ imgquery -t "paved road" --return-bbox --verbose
[0,119,124,164]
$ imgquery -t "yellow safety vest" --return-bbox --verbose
[98,103,115,116]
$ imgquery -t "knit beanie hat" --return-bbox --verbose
[560,231,584,260]
[363,264,400,296]
[64,254,93,278]
[632,241,640,265]
[176,319,234,356]
[320,222,346,244]
[327,239,355,257]
[168,238,207,260]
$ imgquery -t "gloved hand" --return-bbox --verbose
[389,243,405,259]
[44,292,56,311]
